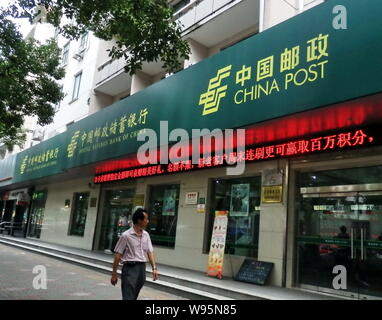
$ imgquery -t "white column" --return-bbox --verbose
[131,71,153,95]
[262,0,299,31]
[184,38,209,69]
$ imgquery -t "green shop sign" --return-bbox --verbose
[12,0,382,183]
[14,133,66,183]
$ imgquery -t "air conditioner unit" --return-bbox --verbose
[0,147,6,160]
[73,51,84,61]
[32,128,45,141]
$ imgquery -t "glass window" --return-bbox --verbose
[300,165,382,187]
[69,192,89,237]
[62,42,69,65]
[207,176,261,258]
[79,32,88,51]
[71,72,82,101]
[147,184,180,248]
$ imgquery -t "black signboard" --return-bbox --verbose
[235,259,274,285]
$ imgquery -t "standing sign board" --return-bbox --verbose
[235,259,274,285]
[207,211,228,279]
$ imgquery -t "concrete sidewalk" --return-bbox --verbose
[0,235,342,300]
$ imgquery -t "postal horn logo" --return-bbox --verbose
[199,65,232,116]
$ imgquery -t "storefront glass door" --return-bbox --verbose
[357,192,382,298]
[98,189,135,253]
[297,190,382,299]
[27,191,47,239]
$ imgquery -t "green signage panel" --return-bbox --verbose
[13,133,66,183]
[10,0,382,183]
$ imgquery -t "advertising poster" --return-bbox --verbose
[207,211,228,279]
[162,189,177,216]
[230,184,250,217]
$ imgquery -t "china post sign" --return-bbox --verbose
[12,0,382,183]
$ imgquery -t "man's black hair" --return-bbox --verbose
[133,208,148,225]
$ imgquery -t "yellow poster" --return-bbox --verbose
[207,211,228,279]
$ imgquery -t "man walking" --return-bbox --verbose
[111,208,159,300]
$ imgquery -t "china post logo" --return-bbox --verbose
[199,65,232,116]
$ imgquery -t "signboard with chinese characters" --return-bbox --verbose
[11,0,382,183]
[235,259,274,285]
[185,192,198,205]
[13,133,66,183]
[197,197,206,214]
[65,104,150,169]
[261,186,283,203]
[263,169,283,186]
[94,127,377,183]
[207,211,228,279]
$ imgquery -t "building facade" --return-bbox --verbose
[2,0,382,300]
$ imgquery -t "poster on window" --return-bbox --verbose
[162,189,177,216]
[207,211,228,279]
[230,184,250,217]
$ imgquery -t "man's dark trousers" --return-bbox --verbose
[121,262,146,300]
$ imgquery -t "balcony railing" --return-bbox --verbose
[174,0,235,31]
[95,0,237,88]
[95,55,127,87]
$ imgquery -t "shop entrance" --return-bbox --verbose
[98,189,135,253]
[297,185,382,299]
[27,191,47,239]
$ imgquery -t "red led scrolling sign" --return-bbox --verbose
[94,128,375,184]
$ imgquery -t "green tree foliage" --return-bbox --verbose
[12,0,191,74]
[0,10,64,150]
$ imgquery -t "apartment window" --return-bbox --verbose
[62,42,70,65]
[71,72,82,101]
[147,184,180,248]
[79,32,89,51]
[69,192,89,237]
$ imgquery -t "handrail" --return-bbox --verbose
[0,221,23,229]
[173,0,199,20]
[0,221,24,235]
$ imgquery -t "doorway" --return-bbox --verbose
[27,191,47,239]
[296,186,382,299]
[97,189,135,253]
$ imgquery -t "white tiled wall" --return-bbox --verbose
[39,177,100,250]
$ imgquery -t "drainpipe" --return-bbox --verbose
[259,0,265,32]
